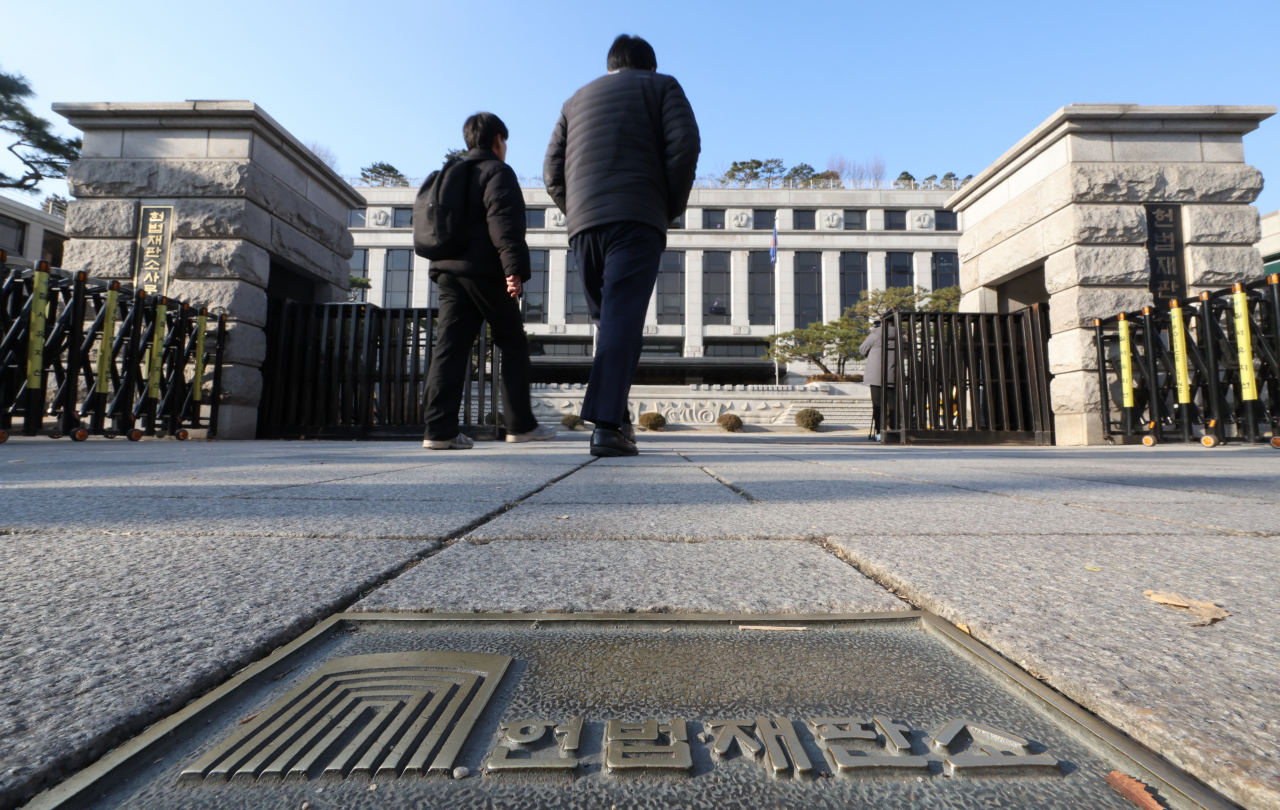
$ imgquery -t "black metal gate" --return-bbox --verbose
[882,304,1054,445]
[256,300,504,440]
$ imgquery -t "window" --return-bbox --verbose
[705,341,768,358]
[932,252,960,289]
[748,250,774,325]
[752,209,775,230]
[524,250,549,323]
[655,251,685,324]
[886,252,914,288]
[703,251,731,325]
[533,340,593,357]
[843,210,866,230]
[935,210,958,231]
[383,249,414,308]
[793,210,815,230]
[669,213,683,229]
[794,252,822,329]
[393,208,413,228]
[703,209,725,230]
[0,214,25,256]
[348,249,369,303]
[526,208,546,229]
[641,338,683,357]
[427,279,439,309]
[839,252,867,314]
[884,210,907,231]
[565,251,591,323]
[348,209,367,228]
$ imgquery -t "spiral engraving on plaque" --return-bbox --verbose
[178,652,511,784]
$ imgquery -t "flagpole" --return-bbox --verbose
[771,212,779,385]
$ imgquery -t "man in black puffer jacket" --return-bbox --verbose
[544,34,700,457]
[422,112,556,450]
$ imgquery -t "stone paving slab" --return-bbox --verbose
[353,537,909,614]
[0,495,506,540]
[825,532,1280,810]
[0,532,438,810]
[240,460,585,503]
[525,464,744,504]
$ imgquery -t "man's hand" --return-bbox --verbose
[506,275,523,298]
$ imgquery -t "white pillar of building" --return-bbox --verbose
[730,249,750,327]
[410,254,432,307]
[776,250,795,331]
[367,248,387,308]
[548,249,568,324]
[868,250,887,292]
[821,250,841,322]
[685,249,703,355]
[867,209,886,231]
[914,251,933,292]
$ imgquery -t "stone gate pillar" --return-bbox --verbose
[54,101,362,439]
[947,104,1275,445]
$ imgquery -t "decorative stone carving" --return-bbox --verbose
[372,209,390,226]
[913,212,934,230]
[643,325,659,335]
[732,326,749,335]
[731,212,750,228]
[550,210,566,227]
[822,212,842,229]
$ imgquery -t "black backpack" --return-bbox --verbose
[412,158,470,260]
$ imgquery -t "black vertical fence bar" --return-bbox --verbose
[893,310,907,444]
[1094,318,1112,442]
[1007,313,1026,433]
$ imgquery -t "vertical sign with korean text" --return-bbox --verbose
[134,206,174,296]
[1145,204,1186,301]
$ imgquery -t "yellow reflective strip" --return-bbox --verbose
[1233,291,1257,401]
[148,304,166,399]
[25,270,50,388]
[96,288,119,394]
[1169,306,1191,404]
[193,315,207,402]
[1118,320,1134,409]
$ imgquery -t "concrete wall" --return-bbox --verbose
[0,195,66,267]
[1261,209,1280,269]
[947,104,1275,445]
[54,101,364,438]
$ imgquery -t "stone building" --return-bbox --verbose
[349,186,962,375]
[0,194,66,268]
[1261,209,1280,272]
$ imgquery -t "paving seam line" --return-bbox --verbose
[670,450,761,503]
[450,456,600,544]
[779,455,1249,537]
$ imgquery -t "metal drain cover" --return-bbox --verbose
[32,612,1229,810]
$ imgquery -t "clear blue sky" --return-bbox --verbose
[4,0,1278,213]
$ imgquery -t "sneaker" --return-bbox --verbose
[506,424,558,443]
[590,427,638,457]
[424,433,475,450]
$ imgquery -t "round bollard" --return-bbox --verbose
[127,428,144,442]
[71,427,90,442]
[1201,435,1220,448]
[1142,435,1157,447]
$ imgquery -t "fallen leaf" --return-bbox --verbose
[1084,566,1101,572]
[662,628,671,633]
[9,460,25,463]
[301,803,311,810]
[956,623,971,634]
[1105,770,1164,810]
[272,666,299,681]
[368,783,378,791]
[1144,591,1190,608]
[739,625,806,631]
[1187,600,1230,626]
[238,710,263,725]
[552,515,569,520]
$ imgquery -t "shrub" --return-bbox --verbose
[484,412,503,425]
[638,412,666,431]
[795,408,825,431]
[560,413,584,430]
[717,413,744,433]
[806,373,863,383]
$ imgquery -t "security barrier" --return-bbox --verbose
[882,305,1054,445]
[1093,274,1280,447]
[256,300,505,440]
[0,252,226,443]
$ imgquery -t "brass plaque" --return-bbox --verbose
[132,205,174,296]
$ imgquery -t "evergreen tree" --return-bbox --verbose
[360,162,409,187]
[0,67,81,192]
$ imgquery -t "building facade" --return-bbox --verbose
[349,186,962,362]
[0,195,67,268]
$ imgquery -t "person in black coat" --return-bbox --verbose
[422,112,556,449]
[544,34,700,457]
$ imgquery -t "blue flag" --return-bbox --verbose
[769,217,777,265]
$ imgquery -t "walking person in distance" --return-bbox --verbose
[543,34,700,457]
[419,113,557,449]
[860,316,897,442]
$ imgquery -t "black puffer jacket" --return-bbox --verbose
[543,69,700,238]
[428,148,531,282]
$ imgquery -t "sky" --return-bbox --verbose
[3,0,1279,213]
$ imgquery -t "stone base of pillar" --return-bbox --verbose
[1051,412,1106,446]
[216,404,259,440]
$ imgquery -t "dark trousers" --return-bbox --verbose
[869,385,896,433]
[570,221,666,427]
[422,273,538,440]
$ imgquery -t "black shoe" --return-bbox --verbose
[620,422,636,442]
[591,427,638,457]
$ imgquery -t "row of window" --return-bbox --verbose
[527,339,770,359]
[351,248,958,316]
[349,207,959,232]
